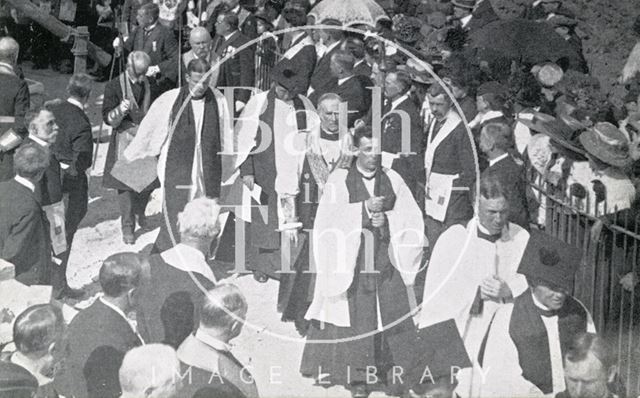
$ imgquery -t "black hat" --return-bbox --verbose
[0,361,38,395]
[270,62,307,96]
[518,229,582,292]
[476,81,508,98]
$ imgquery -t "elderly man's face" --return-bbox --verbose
[319,98,341,133]
[532,283,567,311]
[128,59,149,83]
[190,31,212,60]
[428,93,452,120]
[564,352,612,398]
[33,110,59,145]
[274,83,293,101]
[384,73,404,100]
[477,194,508,235]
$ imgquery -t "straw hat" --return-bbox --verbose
[579,122,634,168]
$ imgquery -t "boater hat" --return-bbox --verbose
[579,122,634,168]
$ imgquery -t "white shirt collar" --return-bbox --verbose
[14,175,35,193]
[231,4,241,14]
[324,40,341,57]
[489,152,509,167]
[461,14,472,27]
[223,31,236,41]
[391,93,410,110]
[160,243,217,283]
[67,97,84,110]
[0,61,14,73]
[338,75,354,86]
[144,21,157,32]
[28,134,50,148]
[11,352,52,386]
[480,110,504,123]
[195,329,232,352]
[531,291,555,313]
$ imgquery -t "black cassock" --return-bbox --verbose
[299,165,416,393]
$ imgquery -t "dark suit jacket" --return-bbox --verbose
[381,97,425,202]
[124,22,179,92]
[310,74,373,124]
[0,72,30,182]
[0,179,50,285]
[277,33,317,94]
[353,60,372,77]
[49,100,93,176]
[22,138,63,206]
[214,31,255,104]
[54,300,143,398]
[136,254,216,349]
[177,334,259,398]
[309,41,342,94]
[483,155,530,230]
[426,116,476,224]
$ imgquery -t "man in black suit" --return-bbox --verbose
[206,0,258,41]
[310,50,372,122]
[137,197,220,349]
[479,122,530,229]
[343,36,371,78]
[424,83,476,246]
[0,143,51,285]
[54,252,146,398]
[48,74,94,247]
[118,2,179,97]
[213,11,255,115]
[379,70,424,203]
[308,19,343,98]
[177,284,259,398]
[0,37,30,182]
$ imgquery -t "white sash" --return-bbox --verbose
[283,34,315,60]
[424,110,461,177]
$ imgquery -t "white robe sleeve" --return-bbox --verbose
[123,89,179,161]
[477,304,544,398]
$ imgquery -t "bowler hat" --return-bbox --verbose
[579,122,634,168]
[518,229,582,293]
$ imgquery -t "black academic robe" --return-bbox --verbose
[300,165,416,391]
[0,179,51,285]
[101,74,154,191]
[483,155,530,230]
[0,72,30,182]
[136,253,215,349]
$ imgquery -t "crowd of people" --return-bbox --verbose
[1,0,640,397]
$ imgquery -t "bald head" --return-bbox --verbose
[127,51,151,82]
[189,27,212,59]
[0,37,19,64]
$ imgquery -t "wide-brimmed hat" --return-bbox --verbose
[579,122,634,168]
[518,229,582,293]
[452,0,475,10]
[393,15,423,44]
[400,58,436,85]
[517,111,587,157]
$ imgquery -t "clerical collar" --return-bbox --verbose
[531,292,558,317]
[489,152,509,167]
[477,222,501,242]
[357,164,377,179]
[195,329,232,352]
[320,129,340,141]
[391,93,410,111]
